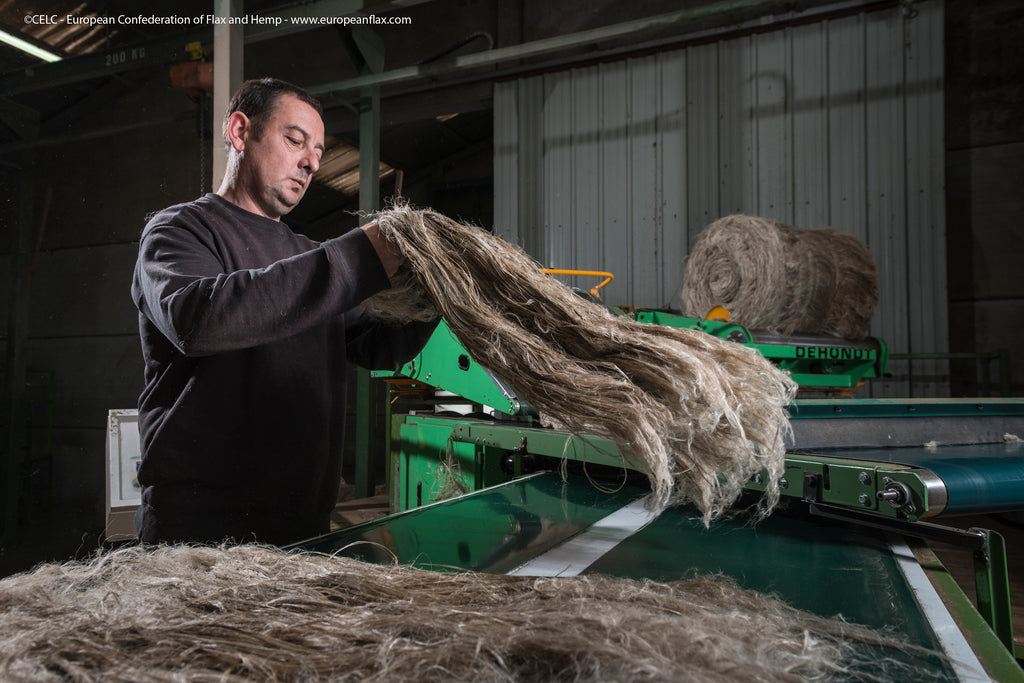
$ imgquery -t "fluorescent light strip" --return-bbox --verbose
[0,27,62,63]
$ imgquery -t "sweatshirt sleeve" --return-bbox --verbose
[344,305,440,370]
[133,219,391,356]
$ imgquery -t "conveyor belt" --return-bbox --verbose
[801,442,1024,515]
[788,398,1024,449]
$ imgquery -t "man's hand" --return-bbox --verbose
[361,221,403,278]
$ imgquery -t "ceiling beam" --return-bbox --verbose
[0,0,418,96]
[305,0,782,96]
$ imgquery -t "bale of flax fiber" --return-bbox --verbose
[818,227,880,340]
[681,215,879,340]
[365,206,796,524]
[0,544,926,682]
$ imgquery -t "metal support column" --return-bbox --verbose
[212,0,243,192]
[352,26,384,499]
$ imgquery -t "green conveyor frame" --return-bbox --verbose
[371,315,1024,667]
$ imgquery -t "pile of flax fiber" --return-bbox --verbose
[0,544,926,681]
[367,206,797,524]
[681,215,879,340]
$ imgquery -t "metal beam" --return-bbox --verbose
[306,0,780,96]
[353,26,384,499]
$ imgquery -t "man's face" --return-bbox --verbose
[239,93,325,219]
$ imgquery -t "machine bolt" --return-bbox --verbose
[858,493,870,506]
[877,479,914,511]
[858,472,871,485]
[779,478,789,489]
[754,473,763,485]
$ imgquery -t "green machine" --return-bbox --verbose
[634,309,888,390]
[374,311,907,520]
[323,310,1024,680]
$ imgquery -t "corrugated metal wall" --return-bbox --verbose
[494,1,946,397]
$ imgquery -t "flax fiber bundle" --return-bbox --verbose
[681,215,879,340]
[0,544,927,682]
[366,206,797,523]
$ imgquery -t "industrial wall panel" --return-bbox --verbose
[629,57,662,305]
[543,71,574,276]
[826,14,868,246]
[904,0,949,397]
[571,66,603,298]
[658,52,688,311]
[26,335,141,430]
[686,43,719,244]
[33,117,203,249]
[755,29,792,220]
[791,22,830,229]
[493,82,518,251]
[599,61,632,305]
[718,36,756,221]
[865,10,910,397]
[27,244,138,338]
[493,1,946,397]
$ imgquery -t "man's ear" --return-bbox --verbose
[225,111,250,153]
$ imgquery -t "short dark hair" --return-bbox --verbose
[222,78,323,148]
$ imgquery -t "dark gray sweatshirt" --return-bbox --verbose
[131,193,435,545]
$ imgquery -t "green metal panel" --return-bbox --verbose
[391,415,519,513]
[449,421,640,471]
[394,417,474,511]
[444,418,947,521]
[745,452,940,520]
[395,415,955,521]
[376,320,523,415]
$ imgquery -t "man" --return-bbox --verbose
[131,78,436,545]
